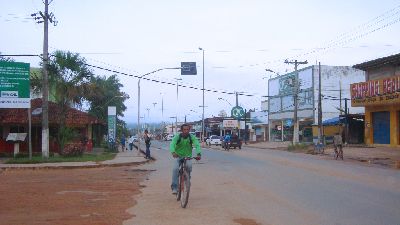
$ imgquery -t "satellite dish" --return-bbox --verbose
[32,108,42,115]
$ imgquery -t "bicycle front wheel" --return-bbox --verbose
[180,170,191,208]
[176,171,183,201]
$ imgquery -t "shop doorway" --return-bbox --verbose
[372,111,390,144]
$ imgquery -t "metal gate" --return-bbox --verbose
[372,111,390,144]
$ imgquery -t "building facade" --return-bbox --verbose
[352,53,400,147]
[268,65,365,142]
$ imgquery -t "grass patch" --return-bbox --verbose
[5,152,116,164]
[287,143,310,152]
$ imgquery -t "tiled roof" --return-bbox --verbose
[0,98,103,125]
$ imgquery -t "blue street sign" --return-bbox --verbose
[181,62,197,75]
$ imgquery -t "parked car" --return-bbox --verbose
[164,134,174,141]
[206,135,222,146]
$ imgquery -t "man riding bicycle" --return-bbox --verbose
[170,124,201,195]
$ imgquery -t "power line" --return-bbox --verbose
[84,63,258,97]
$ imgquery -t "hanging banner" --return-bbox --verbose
[107,106,117,144]
[0,61,30,108]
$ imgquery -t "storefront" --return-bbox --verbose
[353,53,400,147]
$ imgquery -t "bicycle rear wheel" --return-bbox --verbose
[180,170,191,208]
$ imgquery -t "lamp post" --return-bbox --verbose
[169,116,177,134]
[199,47,205,143]
[137,67,181,151]
[265,68,279,77]
[218,97,232,106]
[175,78,182,132]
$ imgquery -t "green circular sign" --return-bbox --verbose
[231,106,245,119]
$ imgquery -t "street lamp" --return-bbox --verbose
[218,97,232,106]
[137,67,181,151]
[175,78,182,131]
[199,47,205,142]
[265,68,279,77]
[169,116,177,134]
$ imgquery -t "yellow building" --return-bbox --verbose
[352,53,400,147]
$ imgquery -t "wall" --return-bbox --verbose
[313,65,365,123]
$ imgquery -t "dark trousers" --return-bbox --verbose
[145,144,151,158]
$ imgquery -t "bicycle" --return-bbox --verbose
[334,144,343,160]
[176,156,199,208]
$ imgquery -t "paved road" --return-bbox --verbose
[125,141,400,225]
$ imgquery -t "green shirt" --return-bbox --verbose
[169,134,201,157]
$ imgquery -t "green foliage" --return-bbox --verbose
[58,127,79,150]
[287,143,309,151]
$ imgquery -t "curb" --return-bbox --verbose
[0,160,148,171]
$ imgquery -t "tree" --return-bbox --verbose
[46,50,93,153]
[0,52,14,62]
[218,110,227,117]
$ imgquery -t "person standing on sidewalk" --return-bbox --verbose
[144,130,151,159]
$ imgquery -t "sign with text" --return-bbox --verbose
[181,62,197,75]
[107,106,117,144]
[0,61,30,108]
[351,75,400,106]
[222,119,238,128]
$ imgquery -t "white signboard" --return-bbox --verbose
[222,119,238,128]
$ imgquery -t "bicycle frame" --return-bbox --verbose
[176,157,193,208]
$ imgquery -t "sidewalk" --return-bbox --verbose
[0,150,149,170]
[246,141,400,169]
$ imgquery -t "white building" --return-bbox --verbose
[268,65,365,142]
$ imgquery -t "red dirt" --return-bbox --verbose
[0,166,149,225]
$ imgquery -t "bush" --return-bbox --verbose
[62,143,84,157]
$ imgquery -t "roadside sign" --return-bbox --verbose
[231,106,244,119]
[181,62,197,75]
[0,61,30,108]
[108,106,117,144]
[222,119,238,128]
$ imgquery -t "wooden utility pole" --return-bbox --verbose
[284,59,308,144]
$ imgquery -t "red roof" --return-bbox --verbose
[0,98,103,125]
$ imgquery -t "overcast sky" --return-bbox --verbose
[1,0,400,124]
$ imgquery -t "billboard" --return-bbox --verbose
[0,61,30,108]
[250,111,268,125]
[351,75,400,106]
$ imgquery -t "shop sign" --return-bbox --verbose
[222,119,238,128]
[351,75,400,106]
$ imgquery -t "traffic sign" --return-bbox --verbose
[231,106,245,119]
[181,62,197,75]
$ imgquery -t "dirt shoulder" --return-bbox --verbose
[0,166,150,225]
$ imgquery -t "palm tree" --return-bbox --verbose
[46,50,93,153]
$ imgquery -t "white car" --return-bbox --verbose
[206,135,222,146]
[165,134,174,141]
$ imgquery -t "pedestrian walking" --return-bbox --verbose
[128,135,134,151]
[144,130,151,159]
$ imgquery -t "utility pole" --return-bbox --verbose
[318,62,323,144]
[339,81,342,115]
[32,0,57,158]
[344,98,349,144]
[284,59,308,144]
